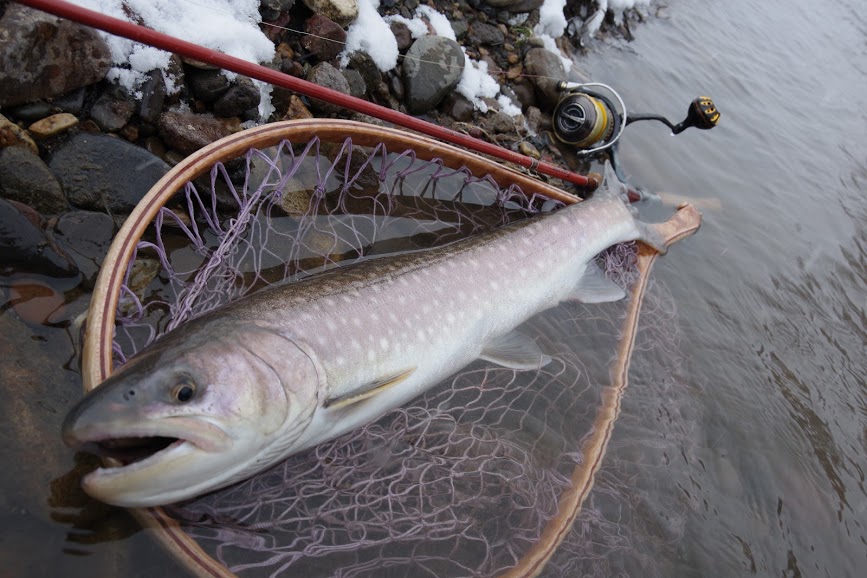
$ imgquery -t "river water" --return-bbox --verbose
[2,0,865,575]
[578,0,867,574]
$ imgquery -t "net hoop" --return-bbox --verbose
[80,119,701,577]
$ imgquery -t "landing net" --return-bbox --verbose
[95,122,698,578]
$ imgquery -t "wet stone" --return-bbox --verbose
[53,210,115,283]
[90,84,136,132]
[47,132,171,214]
[0,4,111,107]
[403,36,466,114]
[28,113,79,139]
[157,109,231,156]
[0,198,78,278]
[524,47,568,109]
[186,68,231,103]
[303,15,347,62]
[213,77,261,118]
[0,146,68,215]
[390,21,413,52]
[7,102,53,123]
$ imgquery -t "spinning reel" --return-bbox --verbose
[552,81,720,182]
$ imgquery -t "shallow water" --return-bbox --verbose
[2,0,866,575]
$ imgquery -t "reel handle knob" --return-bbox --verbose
[672,96,720,134]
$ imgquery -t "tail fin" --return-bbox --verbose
[638,204,703,254]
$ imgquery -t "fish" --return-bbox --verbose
[63,162,682,507]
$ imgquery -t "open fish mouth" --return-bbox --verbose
[83,435,184,464]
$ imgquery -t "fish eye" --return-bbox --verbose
[172,382,196,403]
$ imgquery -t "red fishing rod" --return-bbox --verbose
[14,0,598,190]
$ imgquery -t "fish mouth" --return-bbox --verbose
[66,417,233,485]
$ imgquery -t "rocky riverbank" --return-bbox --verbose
[0,0,651,287]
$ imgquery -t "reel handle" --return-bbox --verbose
[672,96,720,134]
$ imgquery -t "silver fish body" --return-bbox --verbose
[63,163,669,507]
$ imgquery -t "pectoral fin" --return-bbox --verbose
[324,368,416,409]
[481,331,552,370]
[568,262,626,303]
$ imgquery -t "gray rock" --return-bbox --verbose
[342,68,367,98]
[53,210,116,284]
[346,52,383,94]
[187,69,231,103]
[470,21,505,45]
[52,87,87,116]
[390,21,413,52]
[90,85,136,132]
[0,4,111,107]
[403,36,465,115]
[301,0,358,26]
[439,92,474,122]
[157,110,231,156]
[524,47,568,109]
[47,132,170,214]
[0,198,78,278]
[0,147,68,215]
[302,15,347,62]
[261,0,296,12]
[451,20,469,40]
[307,62,351,114]
[213,77,261,117]
[138,70,167,125]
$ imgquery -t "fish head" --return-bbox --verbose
[63,321,321,507]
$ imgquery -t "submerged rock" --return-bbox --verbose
[403,36,466,115]
[53,210,116,284]
[0,198,78,278]
[47,132,171,214]
[0,4,111,107]
[0,147,68,214]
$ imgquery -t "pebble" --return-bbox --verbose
[524,47,569,110]
[213,77,261,118]
[307,62,352,115]
[7,102,53,123]
[90,85,136,132]
[301,0,359,26]
[28,113,79,139]
[0,114,38,154]
[303,15,347,62]
[138,70,167,125]
[157,109,231,156]
[187,69,231,103]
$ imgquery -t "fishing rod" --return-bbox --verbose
[15,0,599,190]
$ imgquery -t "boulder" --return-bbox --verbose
[0,4,111,107]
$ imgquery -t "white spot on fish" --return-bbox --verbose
[446,313,455,324]
[490,281,499,290]
[379,338,389,350]
[367,350,376,362]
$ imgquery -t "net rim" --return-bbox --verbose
[80,119,586,578]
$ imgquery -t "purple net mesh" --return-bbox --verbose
[111,137,686,577]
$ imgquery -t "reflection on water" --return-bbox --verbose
[1,0,866,575]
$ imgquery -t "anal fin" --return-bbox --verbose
[481,331,552,370]
[325,368,416,409]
